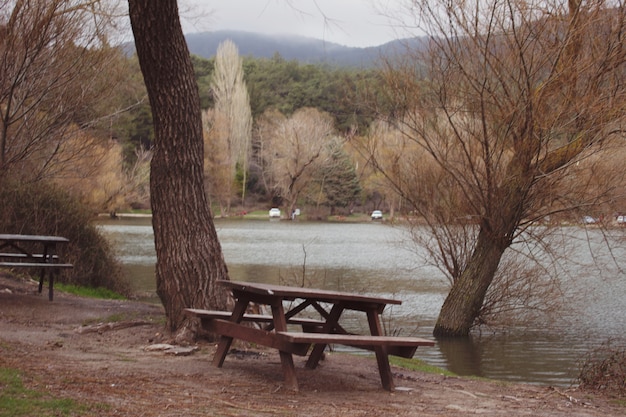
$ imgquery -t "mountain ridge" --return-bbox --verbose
[183,30,424,67]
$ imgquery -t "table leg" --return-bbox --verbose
[366,309,394,391]
[305,303,344,369]
[41,244,55,301]
[212,299,248,367]
[271,302,299,391]
[38,269,45,295]
[48,270,54,301]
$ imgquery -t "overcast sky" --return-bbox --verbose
[180,0,412,48]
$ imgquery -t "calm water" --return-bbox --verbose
[96,217,626,386]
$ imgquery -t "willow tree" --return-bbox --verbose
[369,0,626,336]
[128,0,230,337]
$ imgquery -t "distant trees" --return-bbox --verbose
[257,107,336,216]
[242,55,379,132]
[318,139,362,214]
[205,40,252,214]
[362,0,626,336]
[120,52,385,161]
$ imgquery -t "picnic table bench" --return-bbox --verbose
[184,309,327,332]
[0,234,73,301]
[185,280,435,391]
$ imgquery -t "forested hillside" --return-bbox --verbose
[123,53,384,156]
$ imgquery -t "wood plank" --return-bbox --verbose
[0,234,69,243]
[0,262,73,268]
[270,297,300,391]
[184,308,325,326]
[0,253,59,259]
[202,319,311,356]
[277,332,435,347]
[366,308,394,391]
[211,301,249,368]
[280,332,432,360]
[218,280,402,306]
[306,303,344,369]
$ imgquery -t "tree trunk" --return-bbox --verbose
[433,228,507,337]
[128,0,230,335]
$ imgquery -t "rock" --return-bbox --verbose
[144,343,198,356]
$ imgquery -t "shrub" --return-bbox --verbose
[578,340,626,397]
[0,179,132,296]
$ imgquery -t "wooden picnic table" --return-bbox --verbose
[0,234,73,301]
[185,280,435,391]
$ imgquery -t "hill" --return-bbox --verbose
[186,30,388,67]
[121,30,427,67]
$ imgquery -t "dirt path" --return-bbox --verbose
[0,274,622,417]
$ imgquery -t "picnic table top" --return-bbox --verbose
[218,280,402,306]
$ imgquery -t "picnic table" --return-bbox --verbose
[185,280,435,391]
[0,234,73,301]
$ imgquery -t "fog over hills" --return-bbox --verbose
[183,30,425,67]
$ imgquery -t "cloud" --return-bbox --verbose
[180,0,406,47]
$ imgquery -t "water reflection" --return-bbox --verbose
[436,337,484,376]
[95,217,626,386]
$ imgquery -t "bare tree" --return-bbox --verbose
[255,108,286,199]
[365,0,626,336]
[0,0,124,182]
[128,0,230,337]
[259,107,335,216]
[208,40,252,213]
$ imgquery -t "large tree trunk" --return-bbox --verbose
[433,229,507,337]
[128,0,230,335]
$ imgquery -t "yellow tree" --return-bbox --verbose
[54,131,151,213]
[209,40,252,213]
[203,108,233,216]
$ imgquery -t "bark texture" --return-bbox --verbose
[433,230,507,337]
[128,0,230,333]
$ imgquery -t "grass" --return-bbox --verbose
[614,398,626,407]
[56,283,125,300]
[0,368,103,417]
[389,356,457,377]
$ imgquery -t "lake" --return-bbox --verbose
[96,217,626,386]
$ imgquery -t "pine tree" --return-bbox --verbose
[321,140,362,215]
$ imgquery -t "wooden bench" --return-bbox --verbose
[185,308,326,332]
[276,331,435,359]
[197,317,312,356]
[186,309,435,359]
[0,253,74,268]
[0,253,59,260]
[0,253,73,301]
[0,252,73,270]
[0,261,73,269]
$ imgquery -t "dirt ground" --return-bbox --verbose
[1,274,623,417]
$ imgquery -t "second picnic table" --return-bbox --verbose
[0,234,73,301]
[185,280,435,391]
